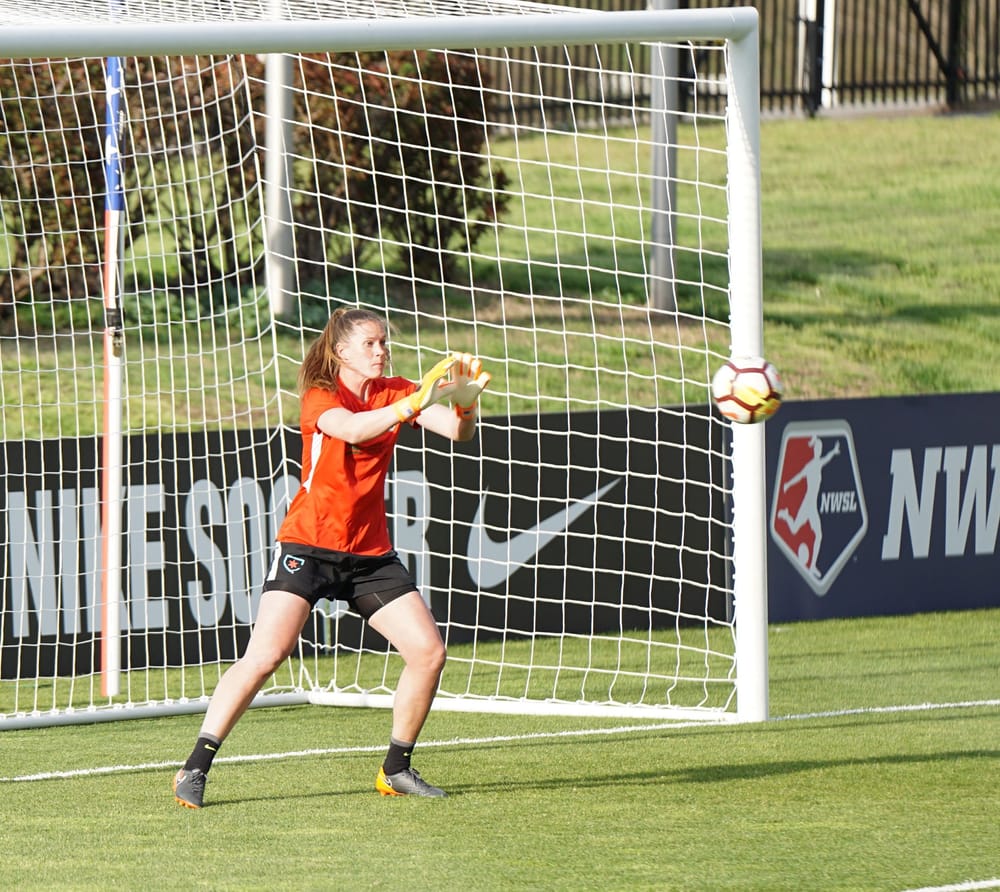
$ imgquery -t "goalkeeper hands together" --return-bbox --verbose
[393,353,459,423]
[392,352,491,424]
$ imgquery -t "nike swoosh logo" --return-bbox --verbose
[467,480,620,589]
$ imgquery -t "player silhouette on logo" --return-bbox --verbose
[777,436,841,579]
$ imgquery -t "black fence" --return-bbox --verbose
[484,1,999,125]
[688,0,999,115]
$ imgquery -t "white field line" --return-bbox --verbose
[1,697,997,784]
[775,699,1000,721]
[900,880,1000,892]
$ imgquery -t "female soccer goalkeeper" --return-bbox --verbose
[173,307,490,808]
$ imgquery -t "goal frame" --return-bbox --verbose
[0,5,768,727]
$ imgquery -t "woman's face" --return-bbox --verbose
[336,320,390,381]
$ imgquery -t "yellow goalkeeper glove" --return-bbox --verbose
[393,353,459,423]
[450,353,492,419]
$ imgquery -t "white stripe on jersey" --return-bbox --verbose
[301,432,325,493]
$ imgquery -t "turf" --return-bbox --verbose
[1,608,997,891]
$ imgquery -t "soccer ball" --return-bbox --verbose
[711,355,783,424]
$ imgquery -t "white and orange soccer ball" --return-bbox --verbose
[711,355,784,424]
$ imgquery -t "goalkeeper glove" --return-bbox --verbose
[393,353,459,423]
[450,353,491,419]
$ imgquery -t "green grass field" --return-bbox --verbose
[758,111,1000,399]
[1,608,997,891]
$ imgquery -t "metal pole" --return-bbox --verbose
[725,19,769,724]
[946,0,967,108]
[100,52,125,699]
[649,0,678,312]
[265,51,295,319]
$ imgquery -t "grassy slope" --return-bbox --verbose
[3,113,998,439]
[759,112,1000,398]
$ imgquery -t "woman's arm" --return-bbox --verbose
[316,397,478,445]
[416,402,478,442]
[315,354,460,444]
[315,404,403,444]
[316,352,487,445]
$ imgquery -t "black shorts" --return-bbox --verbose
[262,542,418,620]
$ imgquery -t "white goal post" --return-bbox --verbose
[0,1,768,728]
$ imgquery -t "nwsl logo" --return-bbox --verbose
[770,420,868,595]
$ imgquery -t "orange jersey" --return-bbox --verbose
[277,377,416,555]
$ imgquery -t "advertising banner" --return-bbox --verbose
[1,407,726,678]
[7,390,992,679]
[0,429,294,678]
[766,393,1000,622]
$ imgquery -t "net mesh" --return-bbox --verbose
[0,8,745,725]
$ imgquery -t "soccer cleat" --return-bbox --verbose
[173,768,207,809]
[376,766,447,798]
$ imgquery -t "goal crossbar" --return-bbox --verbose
[0,8,758,58]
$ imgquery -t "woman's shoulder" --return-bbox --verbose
[358,376,415,411]
[299,386,343,429]
[301,386,342,408]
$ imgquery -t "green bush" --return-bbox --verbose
[0,51,509,332]
[0,59,107,329]
[275,50,510,289]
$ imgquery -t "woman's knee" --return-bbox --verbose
[240,643,291,679]
[409,637,446,675]
[427,639,447,674]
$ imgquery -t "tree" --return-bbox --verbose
[0,50,509,331]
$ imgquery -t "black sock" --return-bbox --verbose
[184,734,223,774]
[382,737,415,775]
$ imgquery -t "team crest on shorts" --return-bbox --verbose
[282,554,306,574]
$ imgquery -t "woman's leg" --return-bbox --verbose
[174,589,311,808]
[366,590,447,745]
[199,589,312,740]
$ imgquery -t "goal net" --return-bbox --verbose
[0,1,768,727]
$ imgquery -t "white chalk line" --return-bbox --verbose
[900,880,1000,892]
[2,697,996,784]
